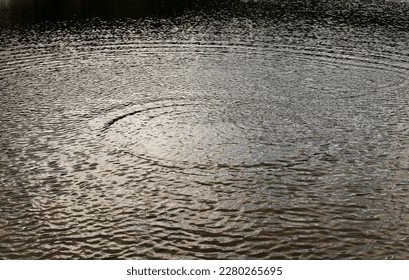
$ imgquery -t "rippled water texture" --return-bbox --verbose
[1,1,409,259]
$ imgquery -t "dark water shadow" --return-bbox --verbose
[1,0,409,29]
[0,0,218,27]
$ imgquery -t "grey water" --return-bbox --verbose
[1,0,409,259]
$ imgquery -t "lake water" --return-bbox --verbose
[1,0,409,259]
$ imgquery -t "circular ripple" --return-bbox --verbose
[100,100,314,167]
[85,41,409,171]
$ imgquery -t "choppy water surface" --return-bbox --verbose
[1,1,409,259]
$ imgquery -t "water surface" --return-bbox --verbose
[1,0,409,259]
